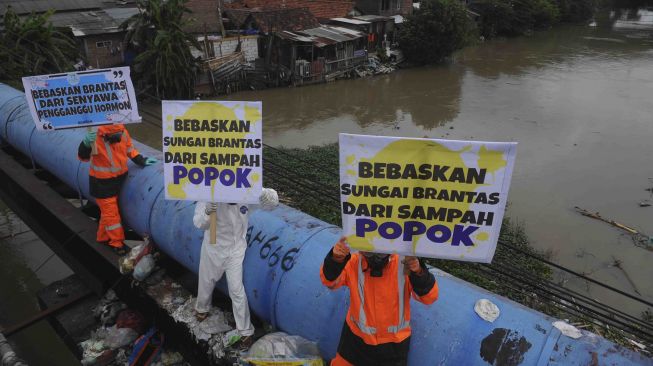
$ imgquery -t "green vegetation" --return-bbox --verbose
[397,0,597,63]
[398,0,473,64]
[473,0,594,38]
[121,0,200,99]
[0,8,80,87]
[397,0,653,61]
[555,0,596,22]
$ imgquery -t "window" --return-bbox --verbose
[396,0,401,10]
[381,0,390,10]
[96,41,112,48]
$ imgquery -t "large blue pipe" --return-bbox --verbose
[0,84,650,365]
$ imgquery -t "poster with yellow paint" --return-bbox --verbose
[162,101,262,203]
[339,133,517,263]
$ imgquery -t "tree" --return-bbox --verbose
[0,7,80,84]
[473,0,518,37]
[121,0,201,99]
[555,0,595,22]
[398,0,472,65]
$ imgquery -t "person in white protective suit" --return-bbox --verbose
[193,188,279,347]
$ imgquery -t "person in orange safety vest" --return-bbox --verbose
[321,237,438,366]
[78,124,157,254]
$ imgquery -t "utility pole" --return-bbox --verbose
[217,0,226,38]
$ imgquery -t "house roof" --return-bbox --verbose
[46,7,137,36]
[225,7,319,33]
[0,0,103,15]
[353,15,390,22]
[330,17,370,25]
[183,0,222,34]
[225,0,354,19]
[276,24,364,47]
[103,6,138,23]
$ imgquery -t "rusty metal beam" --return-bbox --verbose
[2,291,93,337]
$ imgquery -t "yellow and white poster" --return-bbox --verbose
[162,101,262,203]
[339,133,517,263]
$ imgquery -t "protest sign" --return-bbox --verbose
[162,101,263,204]
[22,67,140,131]
[339,133,517,263]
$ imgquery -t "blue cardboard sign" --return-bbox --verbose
[22,67,141,131]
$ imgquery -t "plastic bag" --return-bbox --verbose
[116,309,145,334]
[243,332,323,366]
[105,325,139,349]
[199,313,232,335]
[120,241,154,274]
[133,254,155,281]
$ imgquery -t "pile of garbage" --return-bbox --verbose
[119,237,156,282]
[242,332,323,366]
[78,241,189,366]
[354,56,397,78]
[79,290,186,366]
[83,240,325,366]
[122,242,245,363]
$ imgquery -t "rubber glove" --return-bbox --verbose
[205,202,218,215]
[403,256,424,275]
[83,131,97,147]
[332,237,350,263]
[144,157,157,166]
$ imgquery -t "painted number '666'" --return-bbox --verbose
[247,227,298,272]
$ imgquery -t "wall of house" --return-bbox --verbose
[192,35,259,62]
[83,33,126,68]
[227,0,355,19]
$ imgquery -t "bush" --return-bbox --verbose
[474,0,518,37]
[0,8,80,85]
[555,0,595,22]
[398,0,472,64]
[512,0,560,32]
[474,0,561,37]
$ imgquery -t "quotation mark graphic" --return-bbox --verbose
[112,70,124,78]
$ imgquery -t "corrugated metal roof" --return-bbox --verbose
[276,25,364,48]
[50,10,116,36]
[103,7,138,24]
[277,30,315,43]
[0,0,103,15]
[328,25,364,37]
[301,27,350,43]
[353,15,390,22]
[44,7,137,36]
[330,17,370,25]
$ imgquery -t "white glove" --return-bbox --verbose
[259,188,279,209]
[205,202,218,215]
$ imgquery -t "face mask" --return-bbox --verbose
[363,253,390,277]
[105,132,123,144]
